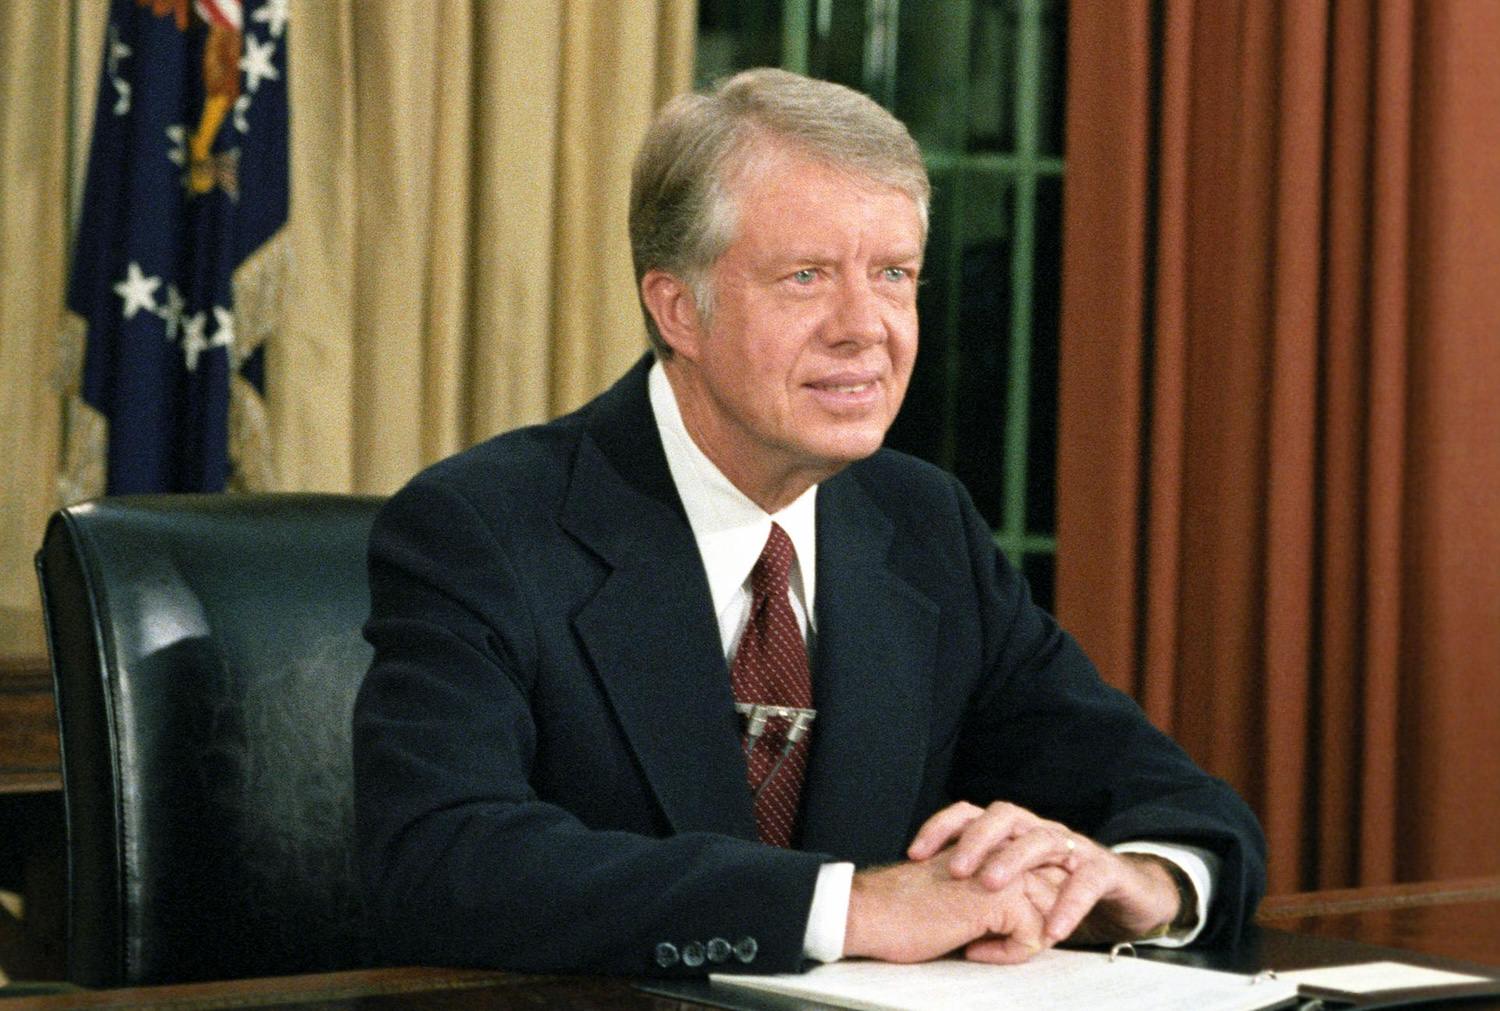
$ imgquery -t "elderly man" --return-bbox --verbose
[353,68,1264,977]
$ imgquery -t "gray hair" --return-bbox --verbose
[629,67,931,357]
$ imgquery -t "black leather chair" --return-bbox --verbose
[35,494,385,987]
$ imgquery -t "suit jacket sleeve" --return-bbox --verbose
[353,475,825,976]
[941,476,1266,947]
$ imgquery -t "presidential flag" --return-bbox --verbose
[61,0,288,496]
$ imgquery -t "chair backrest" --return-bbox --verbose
[35,494,385,987]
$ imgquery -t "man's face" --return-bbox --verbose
[666,146,923,508]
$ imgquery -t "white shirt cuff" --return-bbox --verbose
[802,861,854,962]
[1111,841,1218,947]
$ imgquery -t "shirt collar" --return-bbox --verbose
[648,359,818,629]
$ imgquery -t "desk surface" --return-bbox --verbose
[1257,875,1500,969]
[4,876,1497,1010]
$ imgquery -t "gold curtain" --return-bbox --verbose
[0,0,696,656]
[1057,0,1500,894]
[278,0,694,490]
[0,1,99,658]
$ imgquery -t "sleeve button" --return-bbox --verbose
[654,942,680,968]
[682,940,706,967]
[733,936,759,963]
[706,937,732,963]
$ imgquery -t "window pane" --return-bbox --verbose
[887,164,958,468]
[1022,550,1055,613]
[967,0,1018,153]
[1026,174,1062,535]
[1037,0,1068,157]
[951,171,1015,529]
[696,0,783,86]
[894,1,973,152]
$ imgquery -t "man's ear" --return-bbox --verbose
[640,269,705,361]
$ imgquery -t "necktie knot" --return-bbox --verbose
[750,523,795,598]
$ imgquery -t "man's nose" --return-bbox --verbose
[830,276,886,346]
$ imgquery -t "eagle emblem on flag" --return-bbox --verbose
[60,0,288,497]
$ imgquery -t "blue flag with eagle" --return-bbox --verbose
[62,0,288,496]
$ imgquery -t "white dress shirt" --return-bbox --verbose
[647,360,1213,962]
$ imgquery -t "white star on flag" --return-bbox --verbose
[251,0,289,38]
[210,306,236,353]
[240,35,279,93]
[113,77,131,116]
[233,93,252,133]
[113,262,160,318]
[165,124,187,166]
[157,284,186,341]
[107,30,131,76]
[181,311,209,372]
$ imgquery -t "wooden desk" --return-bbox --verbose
[3,877,1496,1009]
[1257,875,1500,969]
[0,654,59,795]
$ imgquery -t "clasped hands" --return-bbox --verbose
[843,801,1184,964]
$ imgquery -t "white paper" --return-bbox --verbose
[712,949,1297,1011]
[1278,959,1493,994]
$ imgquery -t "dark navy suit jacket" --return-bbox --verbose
[353,355,1265,977]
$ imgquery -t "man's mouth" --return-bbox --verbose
[815,381,874,394]
[805,375,883,409]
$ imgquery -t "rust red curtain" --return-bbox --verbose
[1056,0,1500,895]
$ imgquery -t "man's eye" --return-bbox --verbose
[883,266,910,282]
[791,269,818,284]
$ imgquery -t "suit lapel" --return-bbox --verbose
[798,471,939,863]
[561,358,758,841]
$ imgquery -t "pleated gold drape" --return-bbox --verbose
[1057,0,1500,895]
[0,0,696,656]
[0,2,78,658]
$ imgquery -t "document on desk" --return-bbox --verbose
[1278,960,1493,993]
[710,949,1299,1011]
[1275,960,1500,1007]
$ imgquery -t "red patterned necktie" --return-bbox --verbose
[730,523,813,848]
